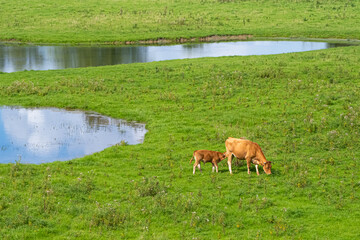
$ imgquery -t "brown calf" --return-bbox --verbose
[190,150,226,174]
[225,137,272,175]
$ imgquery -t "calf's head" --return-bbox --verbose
[219,152,227,161]
[263,161,272,175]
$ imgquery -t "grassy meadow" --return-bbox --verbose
[1,0,360,239]
[0,0,360,44]
[0,46,360,239]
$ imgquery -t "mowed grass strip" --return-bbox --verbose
[0,0,359,44]
[0,46,359,238]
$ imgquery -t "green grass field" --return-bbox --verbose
[0,0,359,44]
[1,0,360,239]
[1,46,359,239]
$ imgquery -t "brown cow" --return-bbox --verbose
[225,137,272,175]
[189,150,226,174]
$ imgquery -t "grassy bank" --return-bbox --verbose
[0,45,359,239]
[1,0,359,44]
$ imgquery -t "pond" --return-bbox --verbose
[0,41,351,73]
[0,106,147,164]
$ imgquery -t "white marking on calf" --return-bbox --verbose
[193,156,197,174]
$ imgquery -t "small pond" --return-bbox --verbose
[0,106,147,164]
[0,41,351,73]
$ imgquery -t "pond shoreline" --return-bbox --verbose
[1,35,359,47]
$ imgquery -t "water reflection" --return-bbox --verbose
[0,41,351,73]
[0,106,147,164]
[0,45,149,72]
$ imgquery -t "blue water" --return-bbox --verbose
[0,106,147,164]
[0,41,349,73]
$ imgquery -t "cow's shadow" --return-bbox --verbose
[215,160,280,176]
[191,158,280,175]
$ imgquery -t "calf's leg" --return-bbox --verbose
[214,162,219,173]
[193,157,199,174]
[193,161,202,174]
[193,163,197,174]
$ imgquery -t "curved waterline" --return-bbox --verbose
[0,41,352,73]
[0,106,147,164]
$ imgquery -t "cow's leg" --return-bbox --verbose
[255,164,259,175]
[246,157,252,175]
[212,163,215,172]
[227,154,233,174]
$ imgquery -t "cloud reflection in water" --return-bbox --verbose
[0,106,147,164]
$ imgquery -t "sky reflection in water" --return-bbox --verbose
[0,106,147,164]
[0,41,347,73]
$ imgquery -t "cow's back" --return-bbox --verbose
[225,137,255,159]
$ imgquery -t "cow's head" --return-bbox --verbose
[263,161,272,175]
[220,152,227,161]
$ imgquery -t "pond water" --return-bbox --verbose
[0,106,147,164]
[0,41,350,73]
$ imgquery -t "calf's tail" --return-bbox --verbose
[189,155,194,164]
